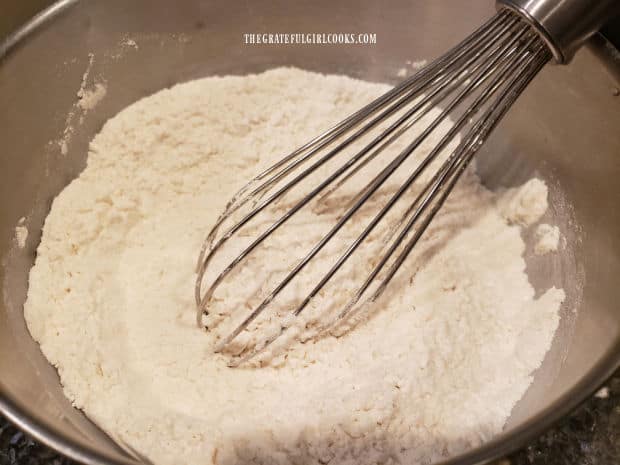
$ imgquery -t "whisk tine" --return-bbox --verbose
[196,14,522,315]
[221,34,549,365]
[194,11,514,285]
[196,9,552,365]
[350,46,551,307]
[214,28,534,350]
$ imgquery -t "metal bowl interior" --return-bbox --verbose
[0,0,619,464]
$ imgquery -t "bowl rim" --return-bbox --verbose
[1,1,619,464]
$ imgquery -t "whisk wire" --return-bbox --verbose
[213,24,537,353]
[196,10,552,365]
[194,13,514,283]
[361,46,552,306]
[194,12,516,292]
[227,38,551,366]
[196,14,524,319]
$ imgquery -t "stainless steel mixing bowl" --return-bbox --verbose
[0,1,619,464]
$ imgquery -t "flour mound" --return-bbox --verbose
[24,68,564,465]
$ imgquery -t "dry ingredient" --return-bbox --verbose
[77,82,107,111]
[58,53,107,155]
[535,223,561,255]
[14,217,28,249]
[24,68,564,465]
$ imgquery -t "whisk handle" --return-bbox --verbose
[497,0,620,63]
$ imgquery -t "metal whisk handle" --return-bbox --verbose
[498,0,620,62]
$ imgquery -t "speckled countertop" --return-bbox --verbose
[1,371,618,465]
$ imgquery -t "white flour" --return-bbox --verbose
[58,53,107,155]
[14,217,28,249]
[77,82,107,111]
[24,68,564,465]
[534,223,561,255]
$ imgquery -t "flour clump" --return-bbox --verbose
[535,223,561,255]
[24,68,564,465]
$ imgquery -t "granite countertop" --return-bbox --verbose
[1,370,618,465]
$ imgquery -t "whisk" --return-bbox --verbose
[195,0,618,366]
